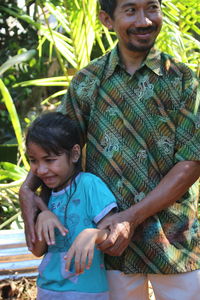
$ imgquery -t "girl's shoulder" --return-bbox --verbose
[79,172,104,185]
[78,172,112,193]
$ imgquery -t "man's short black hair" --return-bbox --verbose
[99,0,162,18]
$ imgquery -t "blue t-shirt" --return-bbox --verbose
[37,172,117,300]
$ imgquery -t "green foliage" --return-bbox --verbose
[158,0,200,73]
[0,162,27,229]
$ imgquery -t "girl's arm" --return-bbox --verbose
[65,228,109,274]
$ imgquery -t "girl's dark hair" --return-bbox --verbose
[99,0,162,18]
[26,112,83,185]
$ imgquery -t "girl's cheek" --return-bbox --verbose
[30,164,37,175]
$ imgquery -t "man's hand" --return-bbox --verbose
[97,209,135,256]
[19,172,49,250]
[35,211,68,246]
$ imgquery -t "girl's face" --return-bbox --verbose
[27,142,79,191]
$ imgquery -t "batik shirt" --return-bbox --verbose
[37,172,117,300]
[58,45,200,274]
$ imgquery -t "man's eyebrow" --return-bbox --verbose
[148,0,160,5]
[121,2,136,9]
[120,0,159,9]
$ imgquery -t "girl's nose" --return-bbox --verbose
[37,164,48,175]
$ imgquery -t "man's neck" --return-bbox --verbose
[119,46,149,76]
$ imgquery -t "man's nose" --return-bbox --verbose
[135,10,152,27]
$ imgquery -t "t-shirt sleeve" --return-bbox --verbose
[86,175,117,224]
[174,68,200,162]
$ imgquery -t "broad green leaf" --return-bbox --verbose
[0,80,29,170]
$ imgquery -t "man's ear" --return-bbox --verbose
[99,10,113,30]
[71,144,81,163]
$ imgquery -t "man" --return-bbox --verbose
[20,0,200,299]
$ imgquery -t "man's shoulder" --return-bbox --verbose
[71,52,110,83]
[160,51,195,77]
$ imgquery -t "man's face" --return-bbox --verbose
[104,0,162,53]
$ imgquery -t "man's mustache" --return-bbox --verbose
[127,26,157,35]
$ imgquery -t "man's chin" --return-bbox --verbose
[126,41,155,53]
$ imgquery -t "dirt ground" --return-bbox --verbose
[0,278,37,300]
[0,278,155,299]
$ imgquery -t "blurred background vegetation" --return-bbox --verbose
[0,0,199,229]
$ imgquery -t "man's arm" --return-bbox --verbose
[98,160,200,256]
[19,171,48,250]
[31,232,47,257]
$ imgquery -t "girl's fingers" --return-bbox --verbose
[44,224,51,245]
[58,223,68,236]
[65,249,74,271]
[86,248,94,270]
[80,251,87,273]
[74,251,82,274]
[48,224,55,245]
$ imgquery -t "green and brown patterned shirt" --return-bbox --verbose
[58,46,200,274]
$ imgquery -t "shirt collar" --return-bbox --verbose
[105,45,163,79]
[143,47,163,76]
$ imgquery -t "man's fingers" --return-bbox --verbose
[97,219,111,230]
[103,237,128,256]
[25,226,35,250]
[24,213,36,250]
[98,221,133,255]
[98,227,118,251]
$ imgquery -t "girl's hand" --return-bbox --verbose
[64,228,107,274]
[35,210,68,245]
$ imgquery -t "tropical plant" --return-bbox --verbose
[0,51,35,229]
[2,0,199,106]
[0,0,116,106]
[158,0,200,74]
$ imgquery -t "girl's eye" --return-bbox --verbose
[46,158,56,163]
[29,159,36,164]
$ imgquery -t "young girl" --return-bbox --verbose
[25,112,117,300]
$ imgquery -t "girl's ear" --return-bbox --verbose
[99,10,113,30]
[71,144,81,163]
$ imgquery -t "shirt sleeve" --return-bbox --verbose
[174,66,200,162]
[57,73,90,146]
[85,175,117,224]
